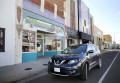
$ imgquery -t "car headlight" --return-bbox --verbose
[68,59,79,64]
[49,58,52,63]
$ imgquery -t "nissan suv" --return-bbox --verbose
[48,44,102,80]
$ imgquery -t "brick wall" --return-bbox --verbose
[45,0,54,13]
[31,0,41,5]
[30,0,65,18]
[46,0,65,18]
[70,0,75,29]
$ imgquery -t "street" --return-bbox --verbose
[20,51,120,83]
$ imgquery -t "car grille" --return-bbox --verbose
[53,59,66,66]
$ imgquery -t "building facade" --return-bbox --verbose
[64,0,78,47]
[0,0,17,66]
[93,26,103,50]
[22,0,65,62]
[78,0,93,44]
[103,34,112,49]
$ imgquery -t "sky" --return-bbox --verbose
[83,0,120,43]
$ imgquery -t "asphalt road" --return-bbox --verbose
[24,51,120,83]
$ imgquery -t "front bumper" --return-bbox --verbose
[48,63,82,76]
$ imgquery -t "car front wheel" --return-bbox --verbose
[81,64,88,80]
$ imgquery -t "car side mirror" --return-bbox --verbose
[88,50,94,53]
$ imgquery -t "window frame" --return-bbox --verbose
[0,28,5,52]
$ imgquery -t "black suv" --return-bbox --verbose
[48,44,102,80]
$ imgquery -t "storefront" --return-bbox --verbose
[19,0,65,63]
[78,32,94,44]
[22,15,64,62]
[66,26,78,47]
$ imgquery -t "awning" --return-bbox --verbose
[66,27,78,39]
[78,32,94,42]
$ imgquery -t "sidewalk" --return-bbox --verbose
[0,56,50,83]
[102,49,120,53]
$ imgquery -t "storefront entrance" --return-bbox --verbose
[37,39,44,56]
[37,32,44,56]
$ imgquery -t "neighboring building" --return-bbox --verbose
[94,26,103,50]
[112,42,120,49]
[90,15,94,39]
[0,0,17,66]
[78,0,93,44]
[64,0,94,47]
[64,0,78,47]
[103,34,112,49]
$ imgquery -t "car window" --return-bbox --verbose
[68,45,81,49]
[71,45,87,54]
[87,45,93,52]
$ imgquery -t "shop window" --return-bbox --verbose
[45,37,62,51]
[22,30,36,52]
[0,28,5,52]
[68,39,75,46]
[45,40,57,51]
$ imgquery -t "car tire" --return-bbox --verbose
[81,64,88,80]
[97,58,102,68]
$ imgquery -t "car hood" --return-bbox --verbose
[52,53,85,60]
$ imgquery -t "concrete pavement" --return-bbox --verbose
[0,56,50,83]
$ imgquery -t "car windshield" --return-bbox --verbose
[62,45,87,54]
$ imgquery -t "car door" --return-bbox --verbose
[86,45,94,69]
[91,45,99,67]
[94,46,101,65]
[87,45,97,69]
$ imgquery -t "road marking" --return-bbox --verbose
[98,51,120,83]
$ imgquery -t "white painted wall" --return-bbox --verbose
[15,0,23,64]
[0,0,16,66]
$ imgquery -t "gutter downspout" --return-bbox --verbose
[77,0,80,44]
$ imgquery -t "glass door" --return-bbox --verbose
[37,39,44,56]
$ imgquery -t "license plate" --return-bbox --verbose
[54,68,60,72]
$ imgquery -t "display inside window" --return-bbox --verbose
[22,30,36,52]
[0,28,5,52]
[44,37,62,51]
